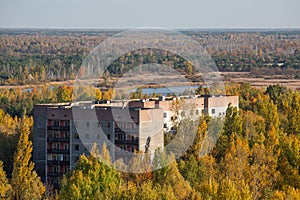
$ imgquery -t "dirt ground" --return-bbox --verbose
[1,72,300,91]
[221,72,300,91]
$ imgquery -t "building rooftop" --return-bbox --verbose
[35,94,237,109]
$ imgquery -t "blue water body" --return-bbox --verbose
[22,85,205,96]
[132,85,203,96]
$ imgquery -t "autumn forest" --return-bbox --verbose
[0,29,300,199]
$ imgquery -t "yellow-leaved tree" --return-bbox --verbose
[11,119,45,199]
[0,160,11,199]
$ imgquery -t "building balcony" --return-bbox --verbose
[47,126,70,131]
[47,160,70,165]
[114,127,138,133]
[47,137,70,142]
[114,140,138,145]
[114,128,125,133]
[47,149,70,154]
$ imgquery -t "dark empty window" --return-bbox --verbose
[118,134,125,140]
[212,109,216,114]
[74,144,79,151]
[53,120,59,126]
[54,132,59,138]
[64,144,69,150]
[164,123,168,128]
[64,121,70,127]
[53,155,58,161]
[64,132,69,138]
[53,143,59,149]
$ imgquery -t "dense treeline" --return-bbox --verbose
[0,83,300,199]
[0,30,300,85]
[57,84,300,200]
[0,85,117,118]
[0,112,44,199]
[0,54,84,85]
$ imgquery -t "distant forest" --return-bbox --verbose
[0,29,300,85]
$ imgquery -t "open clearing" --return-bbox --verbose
[1,72,300,91]
[221,72,300,90]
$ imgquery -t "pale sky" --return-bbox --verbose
[0,0,299,28]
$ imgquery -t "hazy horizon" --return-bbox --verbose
[0,0,299,29]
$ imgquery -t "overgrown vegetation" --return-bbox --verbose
[1,29,300,199]
[0,83,300,199]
